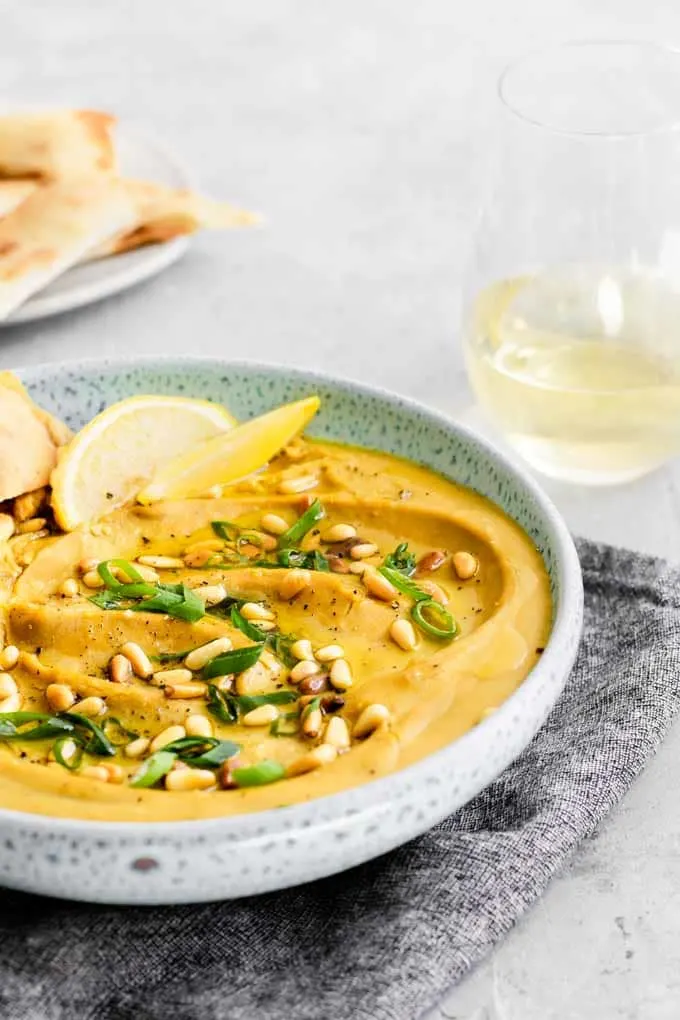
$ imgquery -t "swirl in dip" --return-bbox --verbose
[0,431,551,821]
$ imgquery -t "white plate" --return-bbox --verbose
[4,124,191,325]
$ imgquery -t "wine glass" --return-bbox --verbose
[462,41,680,485]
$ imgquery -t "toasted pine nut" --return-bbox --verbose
[131,563,160,583]
[165,768,216,792]
[0,692,21,712]
[150,724,186,752]
[278,569,312,601]
[452,551,479,580]
[302,707,323,738]
[124,736,150,758]
[184,636,233,671]
[186,714,213,738]
[17,517,47,534]
[290,659,322,683]
[137,555,184,569]
[259,648,282,675]
[329,658,353,691]
[298,674,329,696]
[0,645,19,670]
[415,550,447,576]
[103,763,125,784]
[109,653,133,684]
[151,668,193,687]
[291,638,314,661]
[59,578,79,597]
[287,743,337,777]
[75,696,106,718]
[164,682,208,700]
[241,602,275,622]
[348,562,367,575]
[78,557,99,574]
[253,532,278,551]
[315,644,345,663]
[0,673,17,698]
[46,683,76,712]
[194,583,227,606]
[350,542,379,560]
[390,618,417,651]
[235,661,271,696]
[254,620,276,632]
[0,513,15,541]
[80,765,110,783]
[278,475,318,494]
[261,512,289,535]
[243,703,279,726]
[353,703,391,738]
[363,568,398,602]
[82,570,104,589]
[324,715,351,749]
[183,549,213,568]
[417,579,449,605]
[121,642,153,679]
[323,523,357,543]
[89,523,112,537]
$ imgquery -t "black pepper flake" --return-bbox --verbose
[105,491,114,500]
[536,647,544,654]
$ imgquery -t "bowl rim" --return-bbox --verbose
[0,355,583,837]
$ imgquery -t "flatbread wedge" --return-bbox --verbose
[0,110,116,180]
[0,174,137,320]
[91,179,259,257]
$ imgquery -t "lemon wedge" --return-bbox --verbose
[137,395,321,503]
[51,395,236,531]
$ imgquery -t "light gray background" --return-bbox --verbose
[3,2,680,1018]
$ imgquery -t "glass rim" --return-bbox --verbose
[498,39,680,139]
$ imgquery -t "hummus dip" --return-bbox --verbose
[0,439,551,821]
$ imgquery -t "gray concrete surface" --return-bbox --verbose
[3,2,680,1017]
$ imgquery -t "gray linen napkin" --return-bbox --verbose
[1,538,679,1020]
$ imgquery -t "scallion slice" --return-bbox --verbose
[203,643,264,680]
[130,750,177,789]
[237,692,298,714]
[231,760,286,787]
[410,598,457,640]
[97,559,157,597]
[379,565,429,602]
[211,520,240,542]
[52,735,83,771]
[278,499,325,549]
[206,684,239,724]
[230,605,268,643]
[270,711,300,737]
[383,542,416,577]
[0,712,74,741]
[62,713,116,757]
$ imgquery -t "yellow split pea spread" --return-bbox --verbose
[0,384,551,822]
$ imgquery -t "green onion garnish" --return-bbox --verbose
[96,559,156,596]
[383,542,416,577]
[91,560,206,624]
[300,695,322,721]
[278,499,325,549]
[410,598,457,640]
[265,631,297,668]
[61,713,116,757]
[0,711,74,741]
[276,548,330,571]
[237,692,298,714]
[129,750,177,788]
[52,735,83,771]
[211,520,241,541]
[131,582,205,622]
[379,565,429,602]
[206,684,239,724]
[162,735,241,768]
[101,717,139,747]
[230,604,268,643]
[232,760,286,787]
[270,711,300,737]
[203,643,264,680]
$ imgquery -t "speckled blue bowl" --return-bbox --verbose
[0,357,583,904]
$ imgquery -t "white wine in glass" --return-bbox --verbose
[463,42,680,485]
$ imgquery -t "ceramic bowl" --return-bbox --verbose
[0,358,583,904]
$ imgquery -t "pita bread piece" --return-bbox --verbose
[90,179,259,257]
[0,385,60,501]
[0,110,116,180]
[0,180,37,219]
[0,174,137,321]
